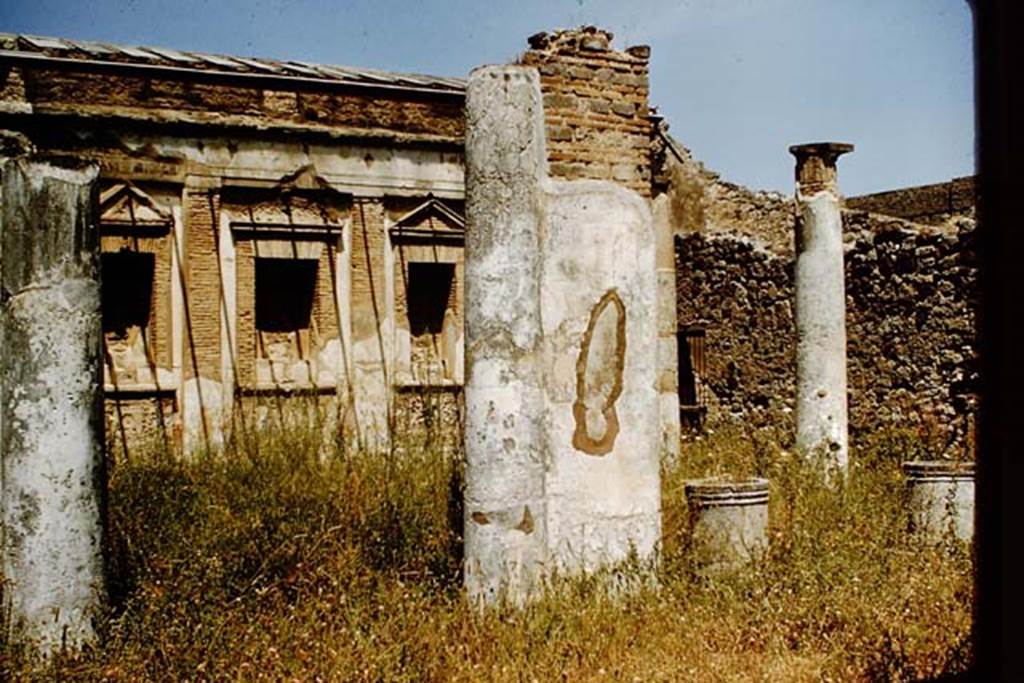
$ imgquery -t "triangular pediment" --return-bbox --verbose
[276,165,337,193]
[392,196,465,236]
[100,182,171,226]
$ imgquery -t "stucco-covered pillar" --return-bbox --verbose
[789,142,854,478]
[1,159,109,653]
[463,65,549,604]
[464,64,661,606]
[652,195,681,464]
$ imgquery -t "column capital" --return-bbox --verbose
[789,142,854,195]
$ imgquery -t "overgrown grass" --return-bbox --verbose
[1,424,972,681]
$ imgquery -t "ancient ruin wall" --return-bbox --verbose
[521,27,652,197]
[653,124,795,254]
[847,177,976,226]
[0,35,464,145]
[675,212,978,452]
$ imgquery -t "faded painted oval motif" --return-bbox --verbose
[572,289,626,456]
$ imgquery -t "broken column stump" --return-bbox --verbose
[1,159,109,653]
[789,142,854,479]
[685,478,770,574]
[903,460,975,545]
[463,65,660,605]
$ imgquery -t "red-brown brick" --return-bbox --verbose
[522,27,652,197]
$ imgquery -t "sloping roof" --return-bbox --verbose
[0,33,466,96]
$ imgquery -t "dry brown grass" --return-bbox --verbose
[1,423,972,681]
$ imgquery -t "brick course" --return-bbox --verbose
[183,187,222,381]
[10,67,463,142]
[522,27,652,196]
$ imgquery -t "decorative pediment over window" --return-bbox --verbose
[227,171,349,260]
[99,182,172,231]
[389,196,465,244]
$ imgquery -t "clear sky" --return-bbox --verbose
[0,0,975,196]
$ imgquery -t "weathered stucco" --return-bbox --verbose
[464,65,659,605]
[1,159,108,652]
[541,180,660,578]
[463,65,549,604]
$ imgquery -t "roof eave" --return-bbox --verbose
[0,49,467,100]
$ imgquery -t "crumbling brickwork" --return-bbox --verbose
[522,27,652,196]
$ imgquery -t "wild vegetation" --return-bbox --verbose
[1,421,972,681]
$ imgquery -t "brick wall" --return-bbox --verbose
[349,198,388,348]
[183,187,221,381]
[521,27,652,197]
[8,67,464,141]
[314,242,341,345]
[152,233,173,367]
[235,239,256,385]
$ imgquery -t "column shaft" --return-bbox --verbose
[1,158,108,652]
[790,143,853,477]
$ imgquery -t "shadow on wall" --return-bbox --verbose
[101,186,468,463]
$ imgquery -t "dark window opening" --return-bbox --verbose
[407,262,454,336]
[678,324,707,431]
[255,257,317,333]
[102,251,154,338]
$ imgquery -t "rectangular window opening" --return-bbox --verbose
[102,250,156,385]
[678,324,707,431]
[255,257,318,368]
[255,257,317,335]
[407,262,454,337]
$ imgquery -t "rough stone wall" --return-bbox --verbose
[675,233,794,425]
[675,212,978,453]
[105,395,177,461]
[392,387,463,450]
[521,27,652,197]
[654,123,794,253]
[847,177,976,226]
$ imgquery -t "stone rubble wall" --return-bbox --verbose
[675,211,978,454]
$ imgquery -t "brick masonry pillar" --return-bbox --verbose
[523,26,678,462]
[464,63,660,606]
[522,27,652,197]
[181,178,224,453]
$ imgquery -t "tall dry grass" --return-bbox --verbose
[1,422,972,681]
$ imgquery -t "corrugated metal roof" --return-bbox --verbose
[0,33,466,94]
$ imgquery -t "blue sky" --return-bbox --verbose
[0,0,974,196]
